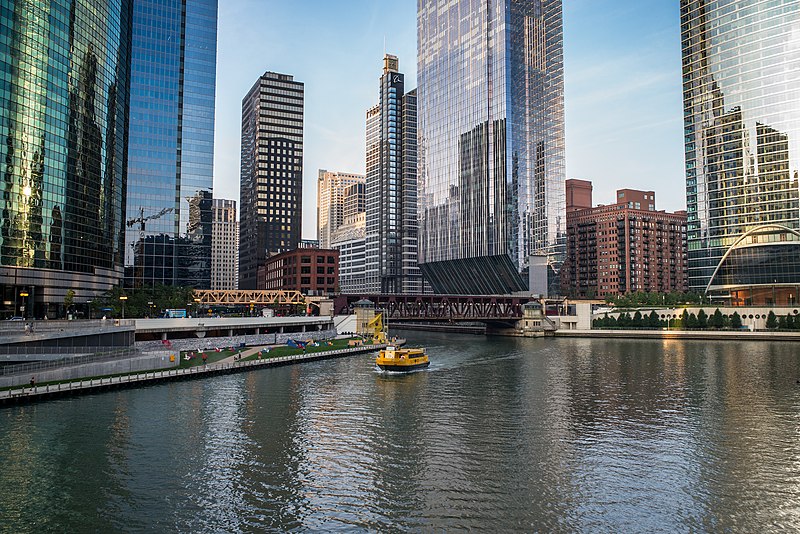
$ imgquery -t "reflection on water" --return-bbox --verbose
[1,333,799,531]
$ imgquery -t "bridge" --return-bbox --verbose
[332,294,555,322]
[192,290,563,322]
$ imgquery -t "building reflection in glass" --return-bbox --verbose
[124,0,217,289]
[681,1,800,305]
[417,0,566,295]
[0,0,131,318]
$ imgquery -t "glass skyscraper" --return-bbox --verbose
[365,55,423,294]
[681,0,800,305]
[0,0,131,319]
[124,0,217,289]
[417,0,565,295]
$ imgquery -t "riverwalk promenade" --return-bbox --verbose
[0,343,388,406]
[554,329,800,341]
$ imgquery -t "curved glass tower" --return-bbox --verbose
[417,0,565,295]
[0,0,131,319]
[682,0,800,305]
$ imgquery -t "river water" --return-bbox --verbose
[1,333,799,532]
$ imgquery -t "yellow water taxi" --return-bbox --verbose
[375,345,430,372]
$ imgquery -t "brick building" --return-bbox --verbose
[563,180,687,298]
[259,248,339,296]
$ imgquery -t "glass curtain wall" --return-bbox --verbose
[681,0,800,305]
[417,0,565,295]
[125,0,216,289]
[0,0,131,318]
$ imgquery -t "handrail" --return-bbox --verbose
[0,343,386,401]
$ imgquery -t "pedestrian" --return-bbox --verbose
[29,376,35,388]
[24,323,30,335]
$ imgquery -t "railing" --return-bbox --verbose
[0,344,385,401]
[0,348,141,376]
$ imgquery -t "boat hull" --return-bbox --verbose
[376,360,430,372]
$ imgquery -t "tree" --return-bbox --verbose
[679,310,689,329]
[687,312,699,329]
[648,310,661,328]
[787,314,795,330]
[730,312,742,329]
[697,309,708,329]
[633,311,643,327]
[710,309,724,329]
[64,289,75,318]
[766,311,778,329]
[779,315,788,329]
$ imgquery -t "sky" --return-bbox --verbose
[213,0,686,239]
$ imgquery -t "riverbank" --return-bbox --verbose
[0,343,388,406]
[554,329,800,341]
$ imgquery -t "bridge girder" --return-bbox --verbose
[194,290,307,306]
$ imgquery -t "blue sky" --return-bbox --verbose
[213,1,685,238]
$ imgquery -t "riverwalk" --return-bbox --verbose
[554,329,800,341]
[0,343,388,406]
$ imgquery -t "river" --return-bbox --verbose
[1,333,799,532]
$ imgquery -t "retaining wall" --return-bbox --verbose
[0,351,175,388]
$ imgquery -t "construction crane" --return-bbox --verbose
[367,313,388,344]
[126,207,174,232]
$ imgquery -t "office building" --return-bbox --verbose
[417,0,566,295]
[124,0,217,289]
[211,199,239,290]
[563,180,687,298]
[0,0,132,319]
[317,170,365,249]
[259,248,339,296]
[682,0,800,305]
[239,72,304,289]
[365,55,423,294]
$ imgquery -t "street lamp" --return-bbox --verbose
[119,295,128,319]
[147,301,154,318]
[19,291,28,320]
[250,300,256,317]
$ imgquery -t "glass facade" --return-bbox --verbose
[417,0,565,295]
[681,0,800,303]
[365,55,423,294]
[124,0,217,289]
[239,72,304,290]
[0,0,131,318]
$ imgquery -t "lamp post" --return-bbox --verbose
[19,291,28,320]
[250,300,256,317]
[193,298,201,318]
[119,295,128,319]
[147,301,154,318]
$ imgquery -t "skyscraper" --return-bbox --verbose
[211,199,239,290]
[125,0,218,289]
[365,54,423,294]
[239,72,304,289]
[0,0,132,319]
[681,0,800,306]
[317,170,365,249]
[417,0,566,295]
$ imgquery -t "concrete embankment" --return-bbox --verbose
[0,343,387,406]
[554,329,800,341]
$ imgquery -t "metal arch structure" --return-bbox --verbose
[705,223,800,294]
[193,289,308,306]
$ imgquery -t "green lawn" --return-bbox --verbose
[241,337,371,361]
[177,348,239,368]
